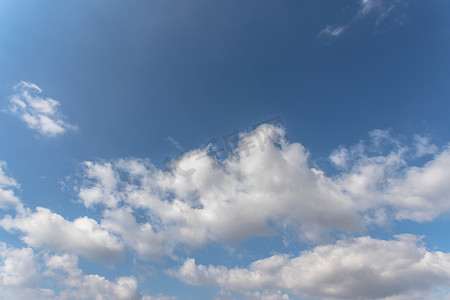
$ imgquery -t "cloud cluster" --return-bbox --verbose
[74,125,450,256]
[77,125,362,252]
[0,207,124,261]
[2,124,450,299]
[0,243,39,289]
[0,165,175,299]
[45,254,142,299]
[169,235,450,299]
[333,130,450,223]
[0,244,174,300]
[4,81,75,137]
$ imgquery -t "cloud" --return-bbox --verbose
[101,208,169,261]
[0,244,56,300]
[4,81,75,137]
[76,125,362,249]
[44,253,176,300]
[1,125,450,298]
[384,147,450,221]
[329,147,350,169]
[320,0,407,38]
[319,25,346,37]
[0,161,24,214]
[72,125,450,258]
[168,235,450,299]
[334,131,450,223]
[0,207,124,261]
[0,243,176,300]
[45,254,142,300]
[0,243,40,289]
[414,135,438,157]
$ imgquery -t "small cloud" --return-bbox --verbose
[359,0,384,16]
[320,0,407,38]
[4,81,76,137]
[414,135,438,158]
[330,147,349,169]
[166,136,184,152]
[319,25,346,37]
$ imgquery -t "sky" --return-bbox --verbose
[1,0,450,299]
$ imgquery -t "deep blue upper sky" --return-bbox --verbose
[1,0,449,206]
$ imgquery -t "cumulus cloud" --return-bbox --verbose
[101,208,169,261]
[44,253,176,300]
[0,244,56,300]
[385,147,450,221]
[72,125,450,258]
[45,254,142,300]
[0,243,40,289]
[168,235,450,300]
[334,131,450,223]
[4,81,75,137]
[0,243,176,300]
[0,161,24,214]
[0,207,124,261]
[1,125,450,298]
[76,125,362,250]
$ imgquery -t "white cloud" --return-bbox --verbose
[0,243,40,289]
[77,125,362,249]
[0,161,24,214]
[0,244,55,300]
[414,135,438,157]
[168,235,450,300]
[333,131,450,223]
[45,254,142,300]
[320,0,406,38]
[5,81,75,137]
[101,208,169,261]
[329,147,349,169]
[0,207,124,261]
[319,25,346,37]
[78,161,120,208]
[385,147,450,221]
[359,0,385,16]
[1,125,450,298]
[44,254,176,300]
[73,125,450,257]
[0,243,176,300]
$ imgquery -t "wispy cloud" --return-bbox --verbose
[319,25,347,37]
[4,81,75,137]
[414,135,438,158]
[166,136,184,152]
[320,0,406,38]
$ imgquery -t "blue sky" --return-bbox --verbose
[1,0,450,299]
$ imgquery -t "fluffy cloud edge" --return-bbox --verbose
[4,81,76,137]
[168,235,450,299]
[0,243,177,300]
